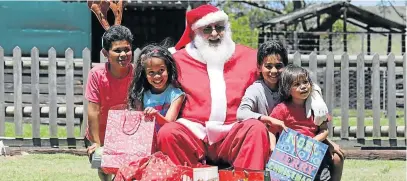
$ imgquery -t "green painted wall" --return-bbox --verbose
[0,1,91,58]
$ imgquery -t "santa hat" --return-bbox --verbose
[175,5,228,50]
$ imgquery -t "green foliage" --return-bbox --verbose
[228,13,259,48]
[218,1,277,48]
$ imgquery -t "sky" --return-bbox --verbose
[349,0,406,6]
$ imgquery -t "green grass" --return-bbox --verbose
[4,122,81,138]
[0,154,405,181]
[332,108,405,118]
[332,117,405,127]
[0,154,94,181]
[332,108,405,127]
[341,160,406,181]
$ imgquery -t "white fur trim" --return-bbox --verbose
[185,43,205,63]
[191,11,228,30]
[207,64,227,124]
[168,47,176,54]
[206,122,235,145]
[176,118,206,139]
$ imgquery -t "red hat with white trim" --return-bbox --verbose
[175,4,228,50]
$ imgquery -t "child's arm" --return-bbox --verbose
[145,95,185,126]
[268,103,289,132]
[258,115,287,131]
[237,84,263,121]
[314,121,329,141]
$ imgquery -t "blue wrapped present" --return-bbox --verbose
[266,128,328,181]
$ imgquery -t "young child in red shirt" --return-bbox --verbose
[270,64,341,181]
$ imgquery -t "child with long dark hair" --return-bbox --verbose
[270,64,341,181]
[127,44,185,128]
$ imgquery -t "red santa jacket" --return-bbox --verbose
[173,44,258,127]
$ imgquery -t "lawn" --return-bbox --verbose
[331,108,405,127]
[4,122,81,138]
[0,154,405,181]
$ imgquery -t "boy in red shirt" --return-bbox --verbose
[85,25,134,180]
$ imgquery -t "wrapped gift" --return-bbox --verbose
[218,169,265,181]
[266,128,328,181]
[114,152,193,181]
[182,165,219,181]
[101,110,156,174]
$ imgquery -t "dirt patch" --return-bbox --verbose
[4,147,406,160]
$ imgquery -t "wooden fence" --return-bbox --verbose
[0,46,405,149]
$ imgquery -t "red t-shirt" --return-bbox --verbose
[270,102,320,137]
[85,63,133,145]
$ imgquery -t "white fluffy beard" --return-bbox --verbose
[193,28,235,66]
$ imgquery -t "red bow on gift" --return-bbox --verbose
[114,152,193,181]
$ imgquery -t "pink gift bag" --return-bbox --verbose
[101,110,156,174]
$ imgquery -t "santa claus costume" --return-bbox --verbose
[157,5,270,170]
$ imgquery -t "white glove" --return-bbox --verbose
[305,84,328,126]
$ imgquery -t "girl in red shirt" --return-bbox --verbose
[270,64,342,181]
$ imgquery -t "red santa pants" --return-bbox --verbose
[157,119,270,170]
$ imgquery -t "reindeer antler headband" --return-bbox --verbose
[87,0,125,30]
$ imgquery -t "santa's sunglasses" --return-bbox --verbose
[202,25,225,34]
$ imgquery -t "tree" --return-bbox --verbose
[211,0,361,50]
[228,13,259,48]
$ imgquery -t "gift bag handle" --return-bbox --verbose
[121,110,142,135]
[293,135,315,162]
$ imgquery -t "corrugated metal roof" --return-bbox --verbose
[262,1,405,32]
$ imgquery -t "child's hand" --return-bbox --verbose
[328,141,345,159]
[144,107,158,117]
[277,121,288,132]
[87,143,100,156]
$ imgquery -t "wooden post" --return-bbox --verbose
[48,48,58,146]
[387,53,396,140]
[387,33,392,54]
[341,53,349,139]
[65,48,75,139]
[293,51,301,66]
[361,34,365,54]
[309,52,317,83]
[372,54,381,138]
[31,47,41,141]
[81,48,91,137]
[404,54,406,142]
[13,47,23,137]
[356,53,365,140]
[283,24,288,48]
[0,47,4,136]
[343,7,348,52]
[134,48,141,63]
[367,31,371,55]
[262,26,267,44]
[325,52,334,138]
[100,50,107,63]
[293,32,299,51]
[316,15,320,52]
[329,27,333,52]
[402,33,406,54]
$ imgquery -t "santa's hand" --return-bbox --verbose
[305,84,328,125]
